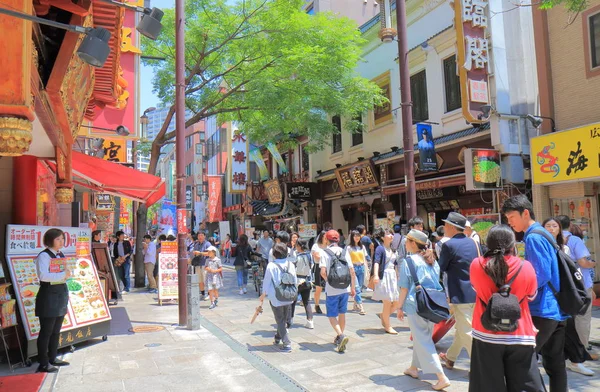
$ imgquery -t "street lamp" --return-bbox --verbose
[95,0,164,40]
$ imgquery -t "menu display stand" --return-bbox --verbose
[91,243,119,305]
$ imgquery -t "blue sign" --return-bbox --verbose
[416,123,437,172]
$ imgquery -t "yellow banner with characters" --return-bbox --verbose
[530,123,600,184]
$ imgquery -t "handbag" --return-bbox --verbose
[406,256,450,324]
[368,246,387,290]
[114,256,125,267]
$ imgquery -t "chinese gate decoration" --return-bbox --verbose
[227,123,248,193]
[455,0,490,123]
[334,161,379,193]
[530,123,600,185]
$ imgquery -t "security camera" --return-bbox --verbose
[526,114,543,128]
[479,104,493,119]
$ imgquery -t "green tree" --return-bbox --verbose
[540,0,589,12]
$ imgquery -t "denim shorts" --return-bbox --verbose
[326,292,349,318]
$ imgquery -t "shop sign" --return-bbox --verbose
[298,224,317,239]
[455,0,490,123]
[96,194,114,210]
[101,138,126,163]
[227,123,249,193]
[417,123,438,172]
[530,123,600,185]
[415,179,442,191]
[207,176,223,222]
[119,212,130,225]
[334,161,379,193]
[288,182,316,200]
[417,189,444,200]
[264,179,283,204]
[194,153,203,186]
[185,185,193,209]
[177,209,188,234]
[157,241,178,302]
[464,148,502,190]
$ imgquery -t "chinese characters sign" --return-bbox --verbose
[96,194,114,211]
[334,161,379,193]
[455,0,490,123]
[264,179,283,204]
[288,183,317,200]
[101,138,126,163]
[530,123,600,185]
[227,123,249,193]
[207,176,223,222]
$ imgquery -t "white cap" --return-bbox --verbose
[206,246,218,253]
[465,221,472,228]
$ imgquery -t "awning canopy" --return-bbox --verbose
[48,151,165,206]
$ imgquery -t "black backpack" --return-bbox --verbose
[323,248,351,289]
[531,230,591,316]
[480,260,524,333]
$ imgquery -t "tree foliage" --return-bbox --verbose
[540,0,589,12]
[142,0,386,172]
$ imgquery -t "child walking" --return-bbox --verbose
[205,246,223,309]
[224,234,232,263]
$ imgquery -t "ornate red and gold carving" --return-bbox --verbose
[55,185,74,204]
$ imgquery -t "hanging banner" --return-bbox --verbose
[157,241,178,303]
[185,185,193,209]
[159,200,177,236]
[266,143,287,173]
[194,151,203,186]
[417,123,438,172]
[249,148,269,180]
[207,176,223,222]
[227,123,249,193]
[464,148,502,190]
[455,0,490,123]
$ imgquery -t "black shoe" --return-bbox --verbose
[315,305,323,314]
[51,359,70,367]
[37,365,59,373]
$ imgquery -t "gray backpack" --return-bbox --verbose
[273,262,297,302]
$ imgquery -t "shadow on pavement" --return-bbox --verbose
[297,342,335,353]
[107,307,134,336]
[245,343,279,353]
[252,330,277,338]
[355,327,410,337]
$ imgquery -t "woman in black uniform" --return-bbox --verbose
[35,228,71,373]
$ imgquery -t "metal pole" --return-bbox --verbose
[395,0,416,218]
[175,0,188,326]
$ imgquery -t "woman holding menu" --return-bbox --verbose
[35,228,71,373]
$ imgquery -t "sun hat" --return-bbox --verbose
[406,229,428,246]
[442,211,468,230]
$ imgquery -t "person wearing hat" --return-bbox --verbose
[204,246,223,309]
[397,229,450,390]
[437,212,481,370]
[464,221,481,243]
[320,229,356,353]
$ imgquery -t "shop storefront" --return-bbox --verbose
[531,123,600,273]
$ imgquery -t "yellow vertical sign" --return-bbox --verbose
[102,138,126,163]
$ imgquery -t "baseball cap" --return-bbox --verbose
[325,229,340,243]
[206,246,218,253]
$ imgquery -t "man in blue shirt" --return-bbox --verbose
[437,212,480,370]
[193,232,212,301]
[502,195,567,391]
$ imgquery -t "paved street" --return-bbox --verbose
[6,267,599,392]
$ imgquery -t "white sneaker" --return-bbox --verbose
[567,360,595,376]
[239,289,244,295]
[305,320,314,329]
[243,287,247,294]
[365,288,373,292]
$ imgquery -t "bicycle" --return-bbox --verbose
[250,253,267,296]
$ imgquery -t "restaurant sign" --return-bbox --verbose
[264,179,283,204]
[531,123,600,185]
[288,182,317,200]
[334,161,379,193]
[96,194,114,211]
[455,0,490,123]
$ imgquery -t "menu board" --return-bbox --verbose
[158,241,178,303]
[297,224,317,239]
[5,225,111,341]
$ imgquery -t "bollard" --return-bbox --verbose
[187,274,201,330]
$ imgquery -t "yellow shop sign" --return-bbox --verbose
[531,123,600,184]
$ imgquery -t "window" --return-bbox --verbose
[185,163,192,177]
[301,144,309,173]
[590,13,600,68]
[332,115,342,153]
[443,56,461,112]
[351,115,364,147]
[185,135,193,151]
[410,70,428,124]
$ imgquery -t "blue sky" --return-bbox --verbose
[140,0,175,111]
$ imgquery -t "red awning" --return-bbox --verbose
[48,151,165,206]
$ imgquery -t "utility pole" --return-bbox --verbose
[175,0,187,326]
[395,0,416,218]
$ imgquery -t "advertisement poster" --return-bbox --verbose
[159,200,177,236]
[158,241,178,303]
[467,214,501,245]
[465,148,502,190]
[298,224,317,239]
[417,123,437,172]
[374,218,392,231]
[428,212,436,230]
[207,176,223,223]
[5,225,110,341]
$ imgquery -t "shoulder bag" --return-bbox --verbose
[406,256,450,323]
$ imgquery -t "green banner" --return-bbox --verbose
[267,143,288,174]
[249,148,269,180]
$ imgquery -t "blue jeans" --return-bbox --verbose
[353,264,364,304]
[122,260,131,291]
[235,266,248,288]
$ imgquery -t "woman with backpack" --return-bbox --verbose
[234,234,252,295]
[397,229,450,390]
[372,228,400,334]
[345,230,369,315]
[291,239,314,329]
[468,225,544,392]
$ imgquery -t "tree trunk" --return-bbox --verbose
[134,204,148,287]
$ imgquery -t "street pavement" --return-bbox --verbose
[2,266,599,391]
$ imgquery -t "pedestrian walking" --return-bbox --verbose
[464,221,481,243]
[205,246,223,309]
[311,231,327,314]
[391,224,403,252]
[397,229,450,391]
[223,234,232,263]
[357,224,375,265]
[142,235,157,293]
[292,239,314,329]
[337,229,346,248]
[469,225,545,392]
[437,212,480,370]
[434,226,449,259]
[259,243,298,353]
[114,231,132,293]
[345,230,368,315]
[268,231,291,262]
[192,232,212,301]
[371,228,400,334]
[234,234,252,295]
[399,216,425,260]
[320,230,356,353]
[257,230,274,261]
[502,195,568,392]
